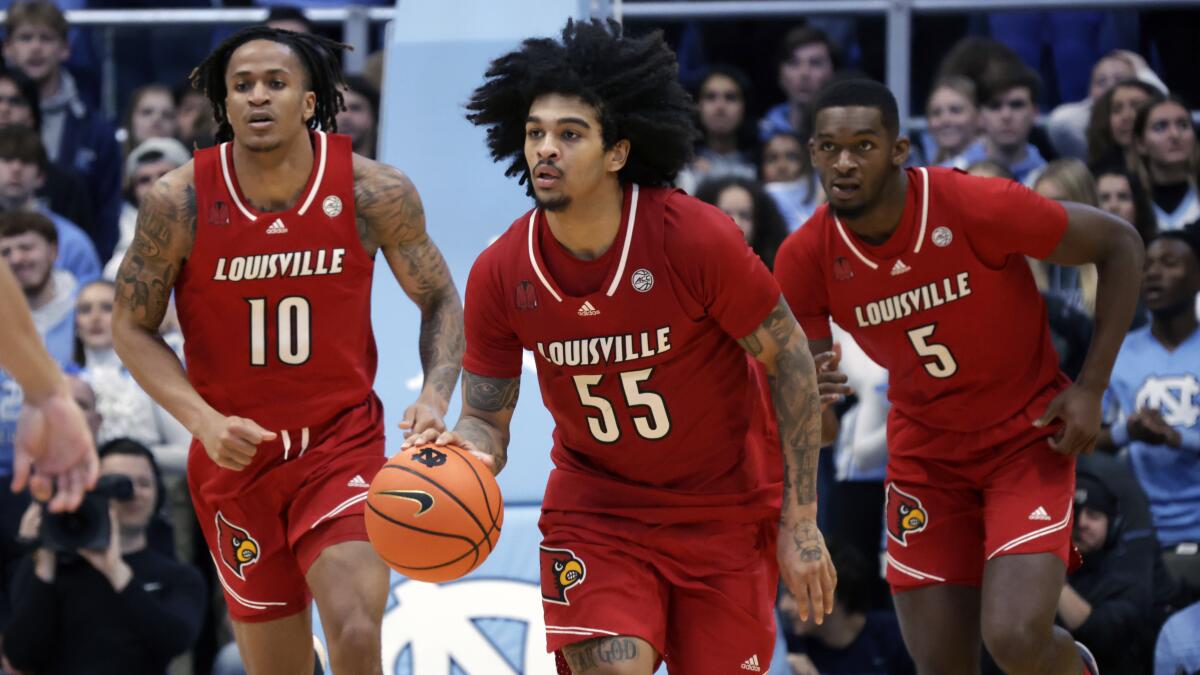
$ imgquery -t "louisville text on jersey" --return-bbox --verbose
[212,248,347,282]
[537,327,671,367]
[854,272,973,328]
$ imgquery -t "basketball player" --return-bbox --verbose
[0,259,96,512]
[110,28,464,675]
[774,79,1143,675]
[405,21,835,674]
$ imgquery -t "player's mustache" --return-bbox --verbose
[534,160,562,175]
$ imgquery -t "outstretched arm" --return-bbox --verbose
[739,297,837,624]
[355,157,464,435]
[1034,204,1144,455]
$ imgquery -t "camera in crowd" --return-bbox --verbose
[37,474,134,552]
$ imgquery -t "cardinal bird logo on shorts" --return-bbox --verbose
[539,546,586,605]
[886,483,928,546]
[216,512,260,580]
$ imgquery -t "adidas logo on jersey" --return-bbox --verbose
[265,218,288,235]
[890,259,911,276]
[740,654,762,672]
[347,475,369,489]
[577,301,600,317]
[1028,506,1051,521]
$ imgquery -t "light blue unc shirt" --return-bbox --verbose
[1104,325,1200,547]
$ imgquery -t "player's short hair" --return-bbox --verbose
[5,0,68,41]
[189,26,351,144]
[466,19,699,193]
[812,78,900,138]
[1154,223,1200,265]
[775,25,841,70]
[0,210,57,245]
[0,125,47,171]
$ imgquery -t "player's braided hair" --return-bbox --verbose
[466,19,699,194]
[190,26,350,145]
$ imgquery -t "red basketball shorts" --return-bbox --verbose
[539,512,779,674]
[883,400,1076,592]
[188,394,387,622]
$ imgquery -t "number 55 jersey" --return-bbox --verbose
[463,184,783,524]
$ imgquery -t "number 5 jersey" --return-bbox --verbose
[177,131,377,430]
[464,184,783,524]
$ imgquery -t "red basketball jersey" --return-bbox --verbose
[464,185,782,524]
[176,131,376,430]
[775,168,1070,433]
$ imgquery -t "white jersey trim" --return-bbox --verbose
[832,167,931,269]
[527,210,563,303]
[209,553,288,610]
[604,183,640,297]
[545,625,620,637]
[310,491,369,530]
[988,498,1073,559]
[886,553,947,582]
[296,130,328,216]
[219,142,257,222]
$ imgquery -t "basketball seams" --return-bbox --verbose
[380,462,493,548]
[443,445,503,533]
[365,501,482,571]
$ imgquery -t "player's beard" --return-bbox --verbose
[535,192,572,212]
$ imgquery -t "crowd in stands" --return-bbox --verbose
[0,0,1196,673]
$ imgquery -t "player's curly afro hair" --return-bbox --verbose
[190,26,350,145]
[466,19,698,194]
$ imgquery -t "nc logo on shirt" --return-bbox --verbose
[539,546,586,605]
[216,512,260,580]
[886,483,928,546]
[1136,374,1200,427]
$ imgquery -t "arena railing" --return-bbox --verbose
[0,6,390,118]
[608,0,1200,131]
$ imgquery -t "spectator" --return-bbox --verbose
[1087,80,1162,170]
[337,75,379,160]
[1060,457,1159,674]
[960,64,1047,185]
[760,26,838,142]
[3,0,122,262]
[780,541,915,675]
[3,438,205,675]
[676,66,757,194]
[0,211,78,363]
[1032,159,1100,315]
[694,176,788,270]
[1156,600,1200,675]
[1049,51,1166,161]
[173,79,212,150]
[265,6,315,35]
[1095,164,1159,244]
[1099,227,1200,550]
[1132,96,1200,232]
[917,76,979,168]
[761,131,823,231]
[0,66,95,238]
[0,126,99,287]
[121,84,177,156]
[104,137,190,280]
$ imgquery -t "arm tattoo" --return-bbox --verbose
[759,300,822,508]
[463,371,520,413]
[356,158,464,403]
[114,182,193,327]
[564,637,640,673]
[455,371,519,473]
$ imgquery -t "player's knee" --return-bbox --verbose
[981,616,1044,671]
[324,611,379,660]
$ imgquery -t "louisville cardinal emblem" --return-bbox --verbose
[216,512,260,580]
[886,483,928,546]
[540,546,586,605]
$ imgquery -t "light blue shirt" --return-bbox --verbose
[44,208,100,287]
[1104,325,1200,547]
[1155,601,1200,675]
[959,140,1047,185]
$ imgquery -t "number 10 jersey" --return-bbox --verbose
[464,184,783,524]
[177,131,377,430]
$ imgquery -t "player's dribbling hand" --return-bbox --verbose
[1034,385,1102,456]
[814,344,853,410]
[400,428,499,475]
[197,412,277,471]
[398,393,448,438]
[777,515,837,626]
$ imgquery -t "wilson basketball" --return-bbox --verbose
[364,443,503,583]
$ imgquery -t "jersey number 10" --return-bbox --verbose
[247,297,312,366]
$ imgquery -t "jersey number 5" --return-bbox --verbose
[572,368,670,444]
[247,297,311,366]
[906,323,957,378]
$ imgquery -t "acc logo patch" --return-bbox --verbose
[322,195,343,218]
[931,226,953,247]
[540,546,586,605]
[886,483,928,546]
[631,268,654,292]
[216,512,260,580]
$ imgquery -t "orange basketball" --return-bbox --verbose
[364,443,503,583]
